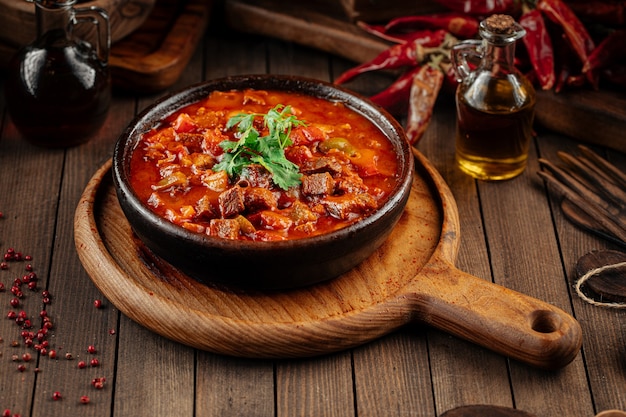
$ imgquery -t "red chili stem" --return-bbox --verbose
[536,0,597,87]
[384,13,479,39]
[519,9,555,90]
[433,0,517,16]
[405,65,444,145]
[369,66,423,115]
[583,29,626,73]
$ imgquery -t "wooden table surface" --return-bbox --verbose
[1,16,625,417]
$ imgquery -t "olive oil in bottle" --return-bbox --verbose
[452,14,535,181]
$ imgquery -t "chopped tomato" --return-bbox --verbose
[173,113,197,133]
[290,126,326,146]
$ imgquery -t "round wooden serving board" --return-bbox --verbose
[74,151,582,370]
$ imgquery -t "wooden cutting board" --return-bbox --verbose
[223,0,626,154]
[74,151,582,370]
[108,0,211,92]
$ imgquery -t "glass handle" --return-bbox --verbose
[73,6,111,64]
[451,39,483,82]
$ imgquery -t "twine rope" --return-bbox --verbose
[575,261,626,308]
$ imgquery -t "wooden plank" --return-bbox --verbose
[474,130,592,417]
[196,354,275,416]
[352,329,435,417]
[223,0,390,66]
[277,353,355,417]
[536,89,626,155]
[0,86,65,416]
[539,135,626,413]
[414,98,515,412]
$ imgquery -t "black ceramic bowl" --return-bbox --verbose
[112,74,414,290]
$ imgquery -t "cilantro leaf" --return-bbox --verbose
[214,104,306,190]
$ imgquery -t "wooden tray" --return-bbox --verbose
[74,152,582,370]
[224,0,626,154]
[108,0,211,93]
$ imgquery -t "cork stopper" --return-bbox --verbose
[484,14,516,35]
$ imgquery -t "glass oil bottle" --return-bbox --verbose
[451,14,535,181]
[5,0,111,148]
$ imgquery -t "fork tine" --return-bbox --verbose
[578,145,626,189]
[557,151,626,211]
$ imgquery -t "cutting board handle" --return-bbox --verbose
[412,258,583,370]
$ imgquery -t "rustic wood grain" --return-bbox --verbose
[109,0,211,92]
[540,135,626,413]
[415,97,515,412]
[440,405,537,417]
[2,16,626,417]
[0,102,66,417]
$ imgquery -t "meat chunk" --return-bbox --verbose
[177,132,204,153]
[335,170,367,194]
[301,156,343,176]
[321,194,378,220]
[301,172,334,197]
[195,195,216,220]
[241,164,273,188]
[244,187,278,213]
[218,186,245,218]
[208,218,240,240]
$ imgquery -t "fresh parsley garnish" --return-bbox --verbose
[213,104,306,190]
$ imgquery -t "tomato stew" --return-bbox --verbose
[129,89,401,241]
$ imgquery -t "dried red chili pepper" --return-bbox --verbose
[566,1,626,26]
[334,33,446,85]
[405,64,444,145]
[433,0,517,16]
[519,9,555,90]
[536,0,597,87]
[357,22,447,44]
[384,13,479,39]
[583,29,626,73]
[369,66,423,115]
[552,32,577,93]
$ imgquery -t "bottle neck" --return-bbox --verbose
[34,0,76,41]
[480,40,517,76]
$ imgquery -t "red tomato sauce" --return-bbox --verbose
[129,89,401,241]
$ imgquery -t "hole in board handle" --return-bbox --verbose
[529,310,562,333]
